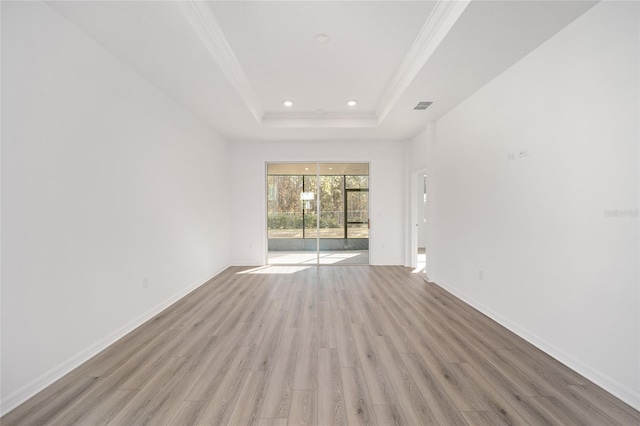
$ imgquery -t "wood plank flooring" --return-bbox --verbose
[3,265,640,425]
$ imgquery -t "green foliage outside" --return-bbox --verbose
[267,174,368,238]
[267,212,340,229]
[267,175,368,216]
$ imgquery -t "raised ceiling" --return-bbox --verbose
[47,0,597,143]
[209,2,436,115]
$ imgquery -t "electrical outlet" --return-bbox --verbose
[143,277,149,288]
[507,152,516,161]
[518,149,529,158]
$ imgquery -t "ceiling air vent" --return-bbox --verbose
[413,101,433,110]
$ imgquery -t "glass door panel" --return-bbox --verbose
[267,162,368,265]
[267,162,318,264]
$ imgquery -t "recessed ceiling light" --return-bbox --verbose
[283,100,294,107]
[315,34,329,44]
[347,100,357,107]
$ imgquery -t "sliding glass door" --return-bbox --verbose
[266,162,369,265]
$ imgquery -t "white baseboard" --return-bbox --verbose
[0,265,230,417]
[432,278,640,412]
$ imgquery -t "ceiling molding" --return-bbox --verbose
[177,1,264,123]
[262,112,379,128]
[375,0,470,122]
[179,0,468,129]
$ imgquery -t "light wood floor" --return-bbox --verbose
[3,266,640,425]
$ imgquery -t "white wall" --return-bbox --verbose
[1,2,231,412]
[407,126,429,172]
[229,140,405,266]
[429,1,639,408]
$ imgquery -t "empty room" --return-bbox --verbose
[1,0,639,424]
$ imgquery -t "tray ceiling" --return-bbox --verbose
[47,0,597,142]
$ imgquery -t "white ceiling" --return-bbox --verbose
[47,0,597,143]
[210,2,435,115]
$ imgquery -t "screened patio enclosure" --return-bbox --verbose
[266,162,369,265]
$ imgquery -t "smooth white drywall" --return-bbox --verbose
[1,1,231,412]
[229,140,405,266]
[407,126,428,173]
[429,1,639,407]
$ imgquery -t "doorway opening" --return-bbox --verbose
[266,162,369,265]
[411,170,427,275]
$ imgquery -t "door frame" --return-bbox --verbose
[409,168,427,272]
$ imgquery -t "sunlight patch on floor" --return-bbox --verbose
[236,265,311,274]
[268,250,368,265]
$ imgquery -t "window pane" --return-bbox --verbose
[347,192,368,222]
[319,175,344,238]
[267,175,303,238]
[345,175,368,189]
[347,223,369,239]
[346,190,368,239]
[303,175,318,238]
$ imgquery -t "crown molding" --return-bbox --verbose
[375,0,470,122]
[262,112,379,128]
[179,0,468,129]
[177,1,264,123]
